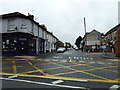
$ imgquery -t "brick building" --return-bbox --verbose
[104,24,120,57]
[115,27,120,57]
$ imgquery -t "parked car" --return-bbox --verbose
[57,47,66,53]
[100,46,109,49]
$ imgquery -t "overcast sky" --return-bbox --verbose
[0,0,119,45]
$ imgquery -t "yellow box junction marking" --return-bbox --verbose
[24,59,49,76]
[0,66,24,70]
[1,58,119,83]
[48,62,118,81]
[12,60,17,73]
[0,72,119,83]
[0,61,12,64]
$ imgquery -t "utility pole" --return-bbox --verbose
[84,17,87,46]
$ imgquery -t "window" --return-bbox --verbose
[29,22,34,34]
[2,38,17,51]
[8,19,15,31]
[28,39,35,52]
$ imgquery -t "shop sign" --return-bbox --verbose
[33,36,38,40]
[19,38,27,41]
[21,24,27,29]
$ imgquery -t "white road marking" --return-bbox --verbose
[88,62,95,64]
[61,60,67,62]
[53,56,62,59]
[86,58,89,60]
[52,80,64,84]
[69,59,72,62]
[109,85,120,90]
[37,59,42,60]
[76,57,79,59]
[68,57,72,62]
[79,61,85,62]
[0,73,88,82]
[8,75,18,79]
[80,57,82,59]
[73,57,76,59]
[0,77,86,89]
[52,59,58,61]
[64,52,72,54]
[90,58,93,60]
[97,62,104,64]
[53,56,59,59]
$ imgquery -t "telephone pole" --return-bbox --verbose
[84,17,87,46]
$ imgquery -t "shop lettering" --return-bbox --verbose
[21,24,27,29]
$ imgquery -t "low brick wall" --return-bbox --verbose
[91,49,112,52]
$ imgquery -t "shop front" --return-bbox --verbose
[2,32,36,56]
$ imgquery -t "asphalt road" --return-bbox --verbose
[1,49,120,89]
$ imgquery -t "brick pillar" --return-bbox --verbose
[115,27,120,57]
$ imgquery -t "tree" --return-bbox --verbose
[75,36,82,49]
[65,42,71,50]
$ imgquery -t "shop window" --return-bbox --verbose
[2,38,17,52]
[28,39,35,52]
[6,40,9,44]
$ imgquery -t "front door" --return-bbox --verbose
[18,38,28,55]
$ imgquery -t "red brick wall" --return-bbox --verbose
[115,27,120,57]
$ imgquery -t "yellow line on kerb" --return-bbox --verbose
[24,59,49,76]
[12,60,17,73]
[0,72,119,83]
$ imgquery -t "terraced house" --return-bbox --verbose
[0,12,61,56]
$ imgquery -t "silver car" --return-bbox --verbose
[57,47,66,53]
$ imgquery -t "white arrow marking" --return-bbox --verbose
[0,77,86,89]
[8,75,18,79]
[0,73,88,82]
[52,80,64,84]
[109,85,120,90]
